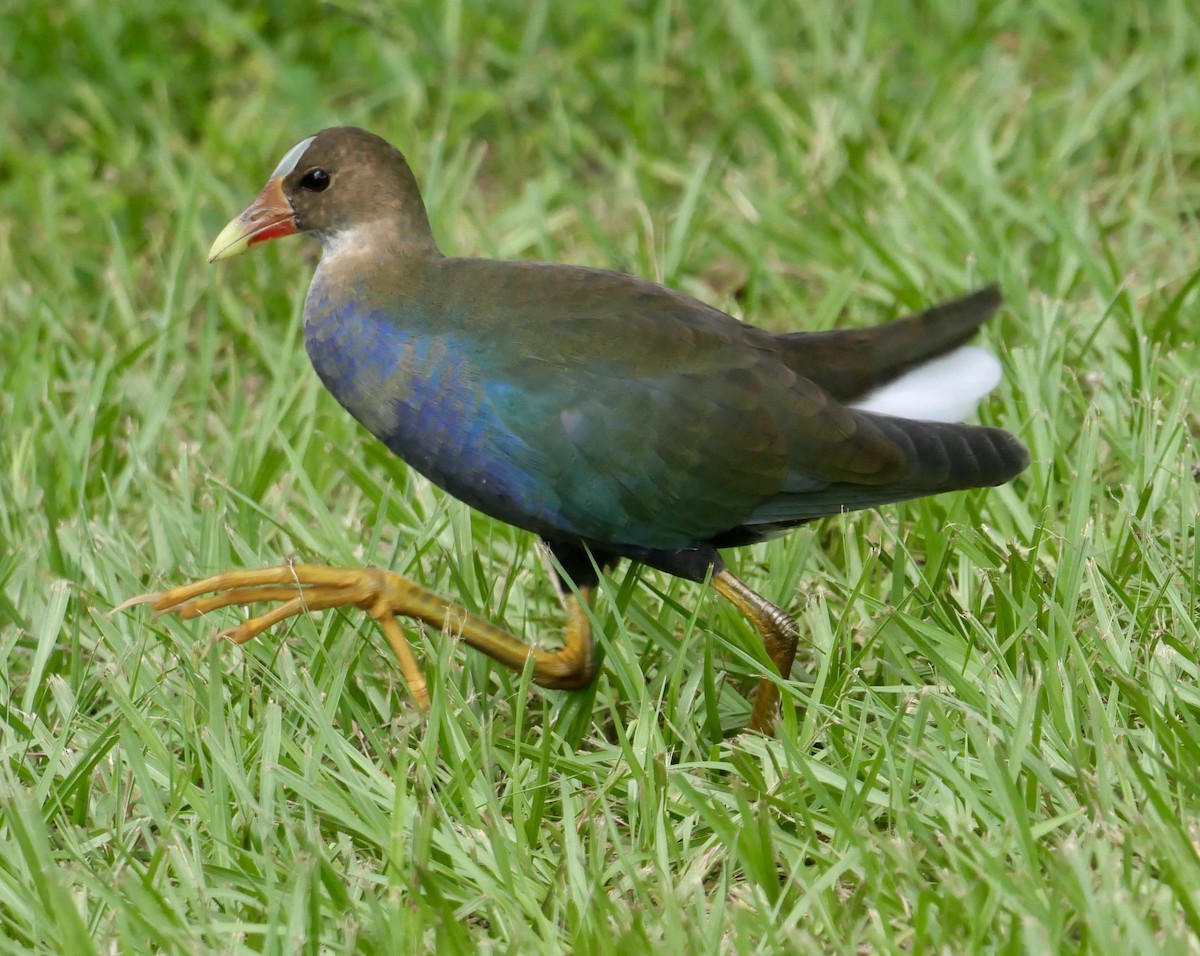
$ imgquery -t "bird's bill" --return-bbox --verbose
[208,178,298,263]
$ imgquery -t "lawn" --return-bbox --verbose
[3,1,1199,952]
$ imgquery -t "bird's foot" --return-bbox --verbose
[119,564,435,709]
[119,563,598,713]
[712,570,801,735]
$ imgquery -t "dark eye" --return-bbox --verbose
[298,168,331,192]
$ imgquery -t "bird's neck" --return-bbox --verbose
[316,217,440,265]
[308,221,441,320]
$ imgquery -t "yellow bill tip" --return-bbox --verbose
[207,217,254,263]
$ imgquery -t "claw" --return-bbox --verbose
[110,592,164,615]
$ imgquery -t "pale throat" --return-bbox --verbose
[315,223,382,263]
[315,217,437,270]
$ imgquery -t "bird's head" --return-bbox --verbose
[208,126,435,262]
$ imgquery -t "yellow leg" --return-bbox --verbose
[711,570,800,734]
[118,564,597,710]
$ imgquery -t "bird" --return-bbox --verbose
[126,126,1028,733]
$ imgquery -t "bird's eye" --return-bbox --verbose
[298,168,331,192]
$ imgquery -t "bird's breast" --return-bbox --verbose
[302,291,557,531]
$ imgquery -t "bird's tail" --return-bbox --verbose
[779,285,1004,404]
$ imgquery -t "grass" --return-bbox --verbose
[3,0,1200,951]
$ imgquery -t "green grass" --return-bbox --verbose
[3,0,1200,951]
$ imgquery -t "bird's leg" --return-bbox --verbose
[119,564,598,710]
[711,570,800,733]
